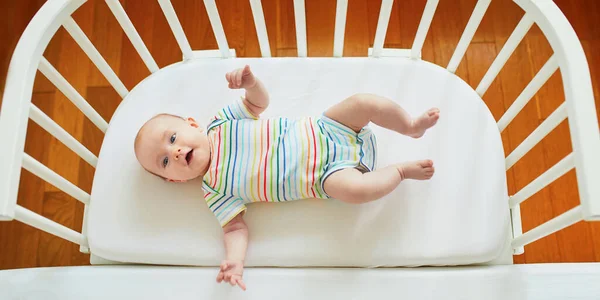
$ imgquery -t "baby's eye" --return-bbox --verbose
[170,133,176,144]
[162,157,169,168]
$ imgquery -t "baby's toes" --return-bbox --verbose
[428,108,440,115]
[419,160,434,168]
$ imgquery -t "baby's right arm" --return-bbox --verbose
[216,214,248,291]
[225,65,269,117]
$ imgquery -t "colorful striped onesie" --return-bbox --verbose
[202,99,378,226]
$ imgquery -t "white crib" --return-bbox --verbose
[1,0,599,298]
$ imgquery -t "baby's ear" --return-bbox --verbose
[186,117,199,128]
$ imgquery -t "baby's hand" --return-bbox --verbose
[216,259,246,291]
[225,65,256,89]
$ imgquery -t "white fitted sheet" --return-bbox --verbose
[88,58,509,267]
[4,264,600,300]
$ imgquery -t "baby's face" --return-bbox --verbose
[135,115,210,182]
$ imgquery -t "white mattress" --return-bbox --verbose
[88,57,509,267]
[4,264,600,300]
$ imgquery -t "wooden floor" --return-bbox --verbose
[0,0,599,269]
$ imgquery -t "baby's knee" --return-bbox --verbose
[348,93,373,104]
[347,93,378,113]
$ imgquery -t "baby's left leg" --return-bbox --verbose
[323,160,434,204]
[324,93,439,138]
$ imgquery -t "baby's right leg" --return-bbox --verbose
[323,160,434,204]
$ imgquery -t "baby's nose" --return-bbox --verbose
[172,148,182,160]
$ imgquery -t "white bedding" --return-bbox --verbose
[4,264,600,300]
[88,57,509,267]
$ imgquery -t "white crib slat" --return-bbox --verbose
[476,14,534,96]
[512,206,583,249]
[105,0,159,73]
[203,0,230,58]
[372,0,394,58]
[505,102,567,170]
[249,0,271,58]
[293,0,307,57]
[14,205,88,247]
[509,153,575,207]
[38,57,109,133]
[80,204,91,253]
[29,104,98,168]
[411,0,440,59]
[447,0,492,73]
[22,154,91,205]
[62,17,128,98]
[510,205,524,255]
[157,0,194,60]
[498,55,559,132]
[333,0,348,57]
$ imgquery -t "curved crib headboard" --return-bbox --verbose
[0,0,598,257]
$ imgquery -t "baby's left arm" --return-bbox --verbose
[226,65,269,117]
[216,214,248,291]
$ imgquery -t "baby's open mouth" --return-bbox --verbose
[185,149,194,165]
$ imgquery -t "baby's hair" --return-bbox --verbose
[134,113,185,180]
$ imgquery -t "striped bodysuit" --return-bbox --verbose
[202,99,378,226]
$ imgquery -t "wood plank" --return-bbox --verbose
[86,0,124,88]
[151,0,180,68]
[1,1,49,94]
[0,91,54,269]
[276,48,298,57]
[117,0,155,89]
[554,0,598,42]
[172,0,217,53]
[33,31,65,94]
[463,0,495,44]
[525,25,597,262]
[484,1,563,263]
[395,0,427,50]
[44,1,97,193]
[305,0,335,57]
[0,0,18,96]
[256,0,295,56]
[261,0,277,55]
[362,0,433,59]
[212,0,251,57]
[34,1,96,268]
[427,0,469,79]
[37,191,79,267]
[342,0,369,57]
[382,0,402,48]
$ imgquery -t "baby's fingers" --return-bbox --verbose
[216,271,225,283]
[237,278,247,291]
[230,275,245,290]
[235,69,243,87]
[242,65,251,76]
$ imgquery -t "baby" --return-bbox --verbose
[134,65,439,290]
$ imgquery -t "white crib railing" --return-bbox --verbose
[0,0,598,260]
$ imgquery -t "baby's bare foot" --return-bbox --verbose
[408,108,440,138]
[397,160,435,180]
